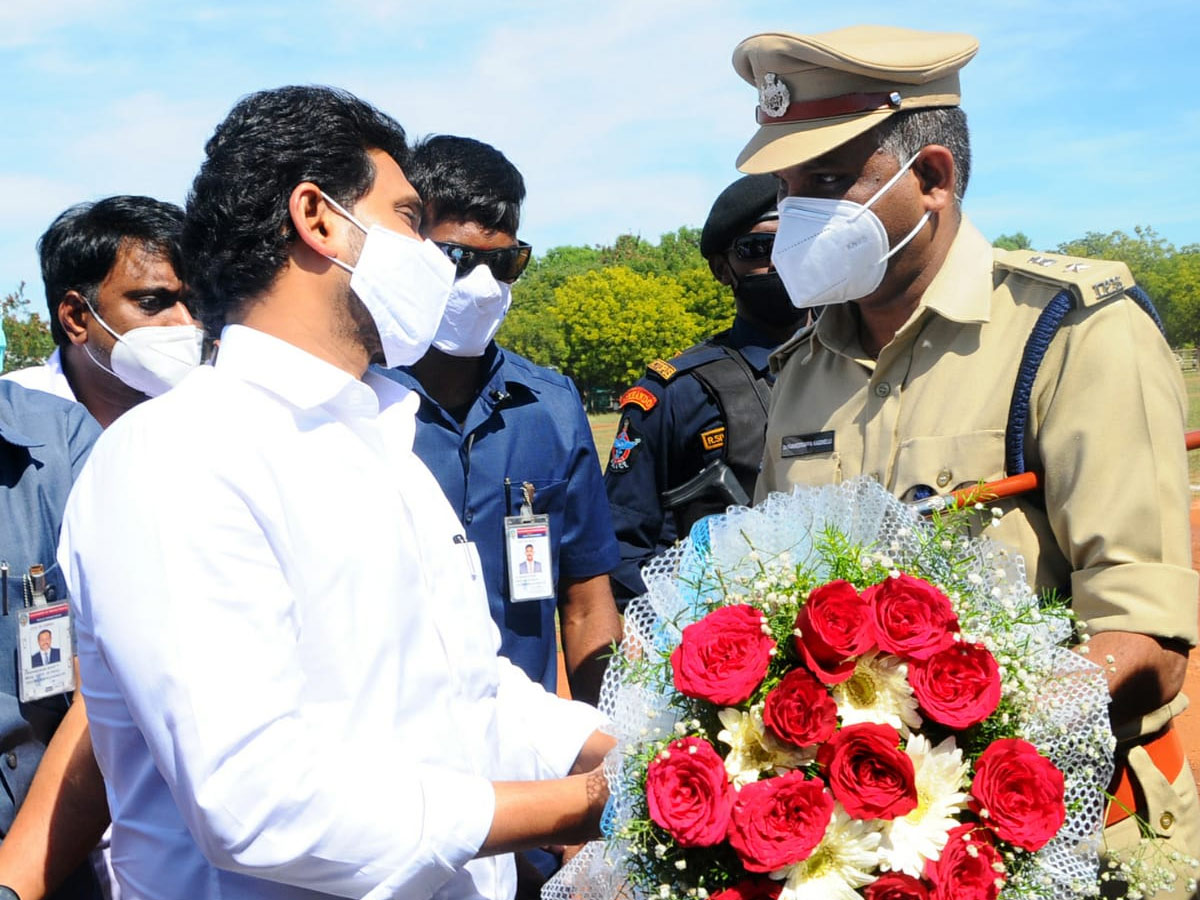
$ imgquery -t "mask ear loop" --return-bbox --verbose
[848,152,922,223]
[318,191,367,275]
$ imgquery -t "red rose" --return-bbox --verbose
[908,642,1001,729]
[762,667,838,748]
[645,737,732,847]
[671,604,775,706]
[793,580,875,683]
[926,824,1005,900]
[970,738,1066,851]
[865,575,959,661]
[728,771,834,872]
[864,872,930,900]
[709,878,782,900]
[817,722,917,820]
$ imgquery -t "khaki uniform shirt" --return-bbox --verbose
[759,218,1197,740]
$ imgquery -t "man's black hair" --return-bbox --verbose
[37,196,184,346]
[874,107,972,203]
[406,136,525,236]
[182,85,409,332]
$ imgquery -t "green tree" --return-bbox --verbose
[675,265,734,336]
[2,283,54,374]
[993,231,1033,251]
[550,266,702,395]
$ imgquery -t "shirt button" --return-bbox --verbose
[464,511,474,524]
[873,382,891,398]
[1159,811,1176,831]
[936,469,952,488]
[5,752,16,769]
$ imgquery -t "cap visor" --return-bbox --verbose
[735,109,895,174]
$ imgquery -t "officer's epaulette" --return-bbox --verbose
[645,337,733,384]
[994,249,1135,309]
[769,320,818,374]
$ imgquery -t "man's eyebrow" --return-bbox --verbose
[123,285,183,299]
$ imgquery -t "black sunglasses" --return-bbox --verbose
[729,232,776,261]
[432,240,532,283]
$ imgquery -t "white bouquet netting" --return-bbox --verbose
[544,479,1115,900]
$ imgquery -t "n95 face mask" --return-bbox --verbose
[321,192,456,368]
[771,154,931,310]
[83,300,204,397]
[431,263,513,358]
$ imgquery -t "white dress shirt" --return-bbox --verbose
[60,324,604,900]
[1,348,76,401]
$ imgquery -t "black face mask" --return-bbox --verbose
[733,271,806,329]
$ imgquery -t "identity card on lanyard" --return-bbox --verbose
[504,481,554,603]
[15,564,76,702]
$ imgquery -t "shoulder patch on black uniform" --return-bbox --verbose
[994,248,1135,308]
[700,426,726,451]
[618,386,658,413]
[608,417,643,473]
[646,358,677,382]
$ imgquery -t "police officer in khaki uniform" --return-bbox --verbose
[734,25,1199,895]
[604,176,807,605]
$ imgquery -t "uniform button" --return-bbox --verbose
[464,511,474,524]
[1159,811,1175,831]
[936,469,952,488]
[874,382,891,398]
[4,752,16,770]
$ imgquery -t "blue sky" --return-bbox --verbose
[2,0,1197,304]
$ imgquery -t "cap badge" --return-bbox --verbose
[758,73,790,119]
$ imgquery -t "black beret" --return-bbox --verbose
[699,174,779,258]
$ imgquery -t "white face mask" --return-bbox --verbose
[321,192,455,368]
[431,263,513,358]
[83,300,204,397]
[771,154,932,310]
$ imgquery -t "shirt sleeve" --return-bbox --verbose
[556,379,620,579]
[493,655,607,781]
[61,429,493,900]
[1034,293,1199,645]
[603,378,675,601]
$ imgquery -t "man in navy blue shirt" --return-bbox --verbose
[604,175,809,605]
[379,136,621,707]
[0,380,104,899]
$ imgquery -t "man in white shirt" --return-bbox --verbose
[2,196,203,427]
[58,85,612,900]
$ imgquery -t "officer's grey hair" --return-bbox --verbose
[874,107,972,204]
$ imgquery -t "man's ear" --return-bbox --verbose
[58,291,90,346]
[912,145,956,215]
[709,253,734,287]
[288,182,347,263]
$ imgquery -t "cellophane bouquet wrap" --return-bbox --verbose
[545,479,1115,900]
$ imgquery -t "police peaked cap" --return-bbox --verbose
[699,174,779,258]
[732,25,979,173]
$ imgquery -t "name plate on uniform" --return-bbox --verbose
[781,430,835,458]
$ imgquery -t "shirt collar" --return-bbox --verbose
[0,418,43,450]
[216,324,395,418]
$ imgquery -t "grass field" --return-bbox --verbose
[589,372,1200,482]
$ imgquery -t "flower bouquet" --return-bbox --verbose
[545,479,1116,900]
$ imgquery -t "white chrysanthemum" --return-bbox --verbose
[831,651,921,734]
[716,705,813,787]
[775,805,882,900]
[878,733,970,878]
